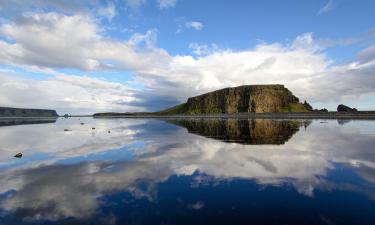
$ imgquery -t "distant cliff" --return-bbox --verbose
[161,85,312,114]
[0,107,58,117]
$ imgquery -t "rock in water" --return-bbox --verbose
[337,104,358,112]
[14,153,22,158]
[161,85,312,114]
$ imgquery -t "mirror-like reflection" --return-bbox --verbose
[169,119,311,144]
[0,118,374,224]
[0,118,57,127]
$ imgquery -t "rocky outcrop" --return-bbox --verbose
[162,85,312,114]
[0,107,58,117]
[337,104,357,112]
[170,119,311,145]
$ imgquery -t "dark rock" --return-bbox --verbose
[161,85,312,114]
[14,153,23,158]
[337,104,358,112]
[64,129,72,131]
[314,108,328,112]
[170,119,309,145]
[0,107,58,117]
[92,128,96,130]
[80,123,84,125]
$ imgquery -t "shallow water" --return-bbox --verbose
[0,118,374,225]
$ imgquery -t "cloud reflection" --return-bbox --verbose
[0,118,374,221]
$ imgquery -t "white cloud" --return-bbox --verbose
[0,11,374,112]
[125,0,147,10]
[189,42,219,56]
[185,21,204,30]
[318,0,337,15]
[97,2,116,21]
[0,12,170,71]
[158,0,177,9]
[0,72,142,114]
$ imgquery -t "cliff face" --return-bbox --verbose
[0,107,58,117]
[163,85,311,114]
[170,119,311,145]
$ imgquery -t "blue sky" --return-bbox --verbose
[0,0,374,113]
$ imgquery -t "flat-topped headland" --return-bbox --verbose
[93,84,375,119]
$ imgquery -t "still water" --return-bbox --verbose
[0,118,374,225]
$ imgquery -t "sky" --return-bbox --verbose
[0,0,374,114]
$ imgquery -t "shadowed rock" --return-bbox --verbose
[337,104,357,112]
[0,107,58,117]
[162,85,312,114]
[0,118,57,127]
[170,119,310,145]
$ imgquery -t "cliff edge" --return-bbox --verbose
[161,84,311,114]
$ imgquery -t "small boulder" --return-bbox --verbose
[14,153,22,158]
[80,123,84,125]
[337,104,358,112]
[64,129,72,132]
[92,127,96,130]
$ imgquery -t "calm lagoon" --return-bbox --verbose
[0,118,374,225]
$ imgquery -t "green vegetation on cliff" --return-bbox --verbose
[94,84,313,117]
[161,85,312,115]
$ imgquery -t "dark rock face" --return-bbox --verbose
[0,107,58,117]
[337,104,357,112]
[0,118,57,127]
[170,119,310,145]
[162,85,312,114]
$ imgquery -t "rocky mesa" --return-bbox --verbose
[161,84,312,114]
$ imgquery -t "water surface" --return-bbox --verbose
[0,118,374,225]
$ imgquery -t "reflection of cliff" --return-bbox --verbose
[0,118,57,127]
[170,119,310,145]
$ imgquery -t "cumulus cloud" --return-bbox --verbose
[0,11,374,112]
[0,72,142,114]
[157,0,177,9]
[0,12,170,72]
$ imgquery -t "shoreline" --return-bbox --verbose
[93,112,375,119]
[1,112,375,120]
